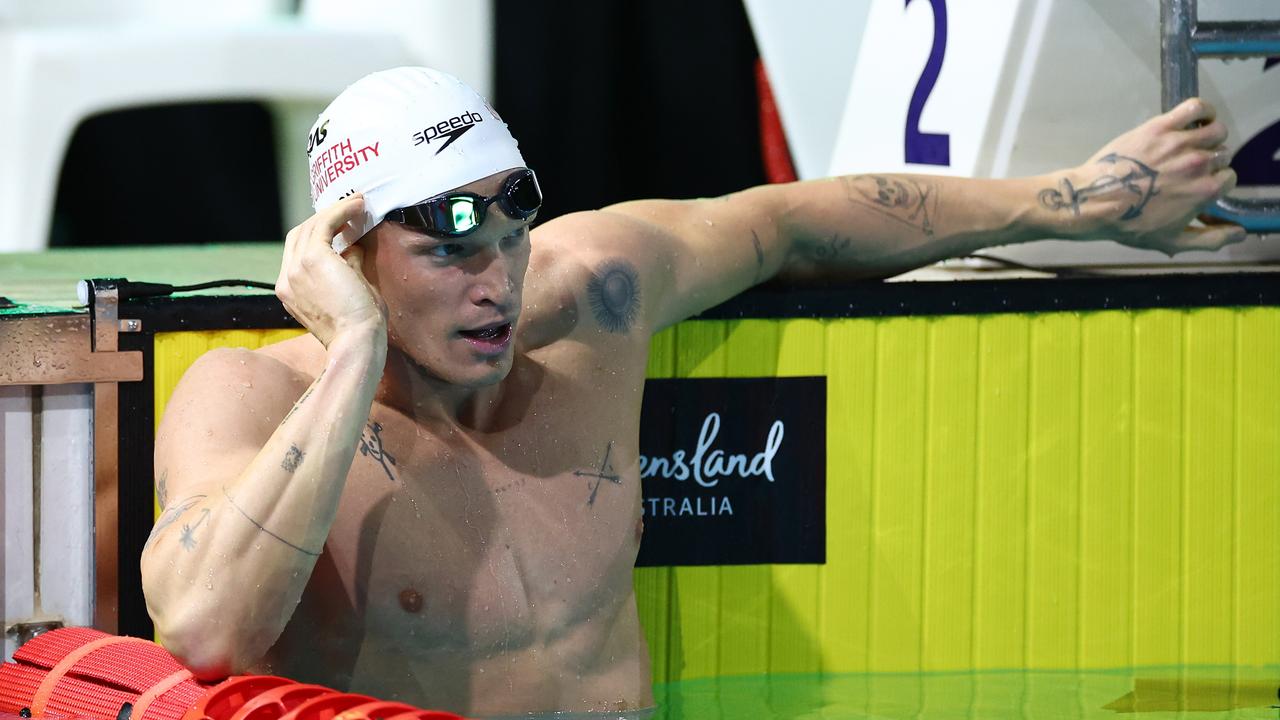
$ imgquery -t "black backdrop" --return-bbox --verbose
[51,0,765,247]
[493,0,765,223]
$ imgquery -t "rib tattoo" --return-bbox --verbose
[576,441,623,506]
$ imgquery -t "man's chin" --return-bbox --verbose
[435,349,515,388]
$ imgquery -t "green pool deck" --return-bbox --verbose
[0,243,282,313]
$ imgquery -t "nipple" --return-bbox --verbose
[399,587,424,613]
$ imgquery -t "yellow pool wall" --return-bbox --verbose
[152,306,1280,683]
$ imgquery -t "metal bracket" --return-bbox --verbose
[0,280,143,386]
[1161,0,1280,233]
[4,619,64,648]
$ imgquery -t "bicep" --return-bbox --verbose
[599,187,789,329]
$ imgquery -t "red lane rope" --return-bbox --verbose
[30,637,153,716]
[132,668,196,720]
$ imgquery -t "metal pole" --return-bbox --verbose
[1160,0,1197,111]
[1160,0,1280,233]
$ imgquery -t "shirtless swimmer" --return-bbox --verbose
[140,66,1244,718]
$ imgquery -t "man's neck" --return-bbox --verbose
[374,348,506,430]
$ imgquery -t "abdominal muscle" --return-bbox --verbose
[347,592,653,716]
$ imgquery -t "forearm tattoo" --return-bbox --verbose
[576,441,623,506]
[281,444,305,473]
[359,421,397,482]
[222,486,322,556]
[812,234,853,261]
[145,494,207,550]
[156,469,169,510]
[1038,153,1159,220]
[750,230,766,283]
[842,175,940,238]
[586,259,641,334]
[281,369,326,426]
[179,509,211,551]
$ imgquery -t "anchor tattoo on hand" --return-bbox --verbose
[1039,153,1160,220]
[576,441,623,506]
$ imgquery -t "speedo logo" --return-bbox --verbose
[306,119,329,156]
[412,111,483,154]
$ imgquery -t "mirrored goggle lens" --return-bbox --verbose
[506,173,542,217]
[434,197,480,234]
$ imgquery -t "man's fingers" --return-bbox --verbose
[307,194,367,250]
[1163,97,1217,130]
[1208,146,1233,173]
[1182,119,1229,148]
[343,243,367,274]
[1214,167,1238,198]
[1176,223,1247,252]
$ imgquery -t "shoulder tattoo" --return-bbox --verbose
[586,259,641,334]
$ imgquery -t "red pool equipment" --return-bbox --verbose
[329,701,419,720]
[180,677,295,720]
[0,629,468,720]
[0,628,208,720]
[275,693,375,720]
[225,684,329,720]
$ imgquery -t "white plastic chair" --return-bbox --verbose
[0,0,492,252]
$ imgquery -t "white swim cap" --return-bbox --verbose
[307,66,527,251]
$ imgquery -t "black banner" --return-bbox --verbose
[636,376,826,567]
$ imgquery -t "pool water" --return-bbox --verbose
[652,667,1280,719]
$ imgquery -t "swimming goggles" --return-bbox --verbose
[386,168,542,237]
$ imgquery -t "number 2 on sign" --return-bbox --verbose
[905,0,950,165]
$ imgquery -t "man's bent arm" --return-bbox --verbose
[140,326,385,679]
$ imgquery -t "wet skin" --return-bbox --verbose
[155,170,666,715]
[251,278,657,713]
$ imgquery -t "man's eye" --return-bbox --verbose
[428,243,464,258]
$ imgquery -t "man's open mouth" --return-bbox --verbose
[459,322,513,353]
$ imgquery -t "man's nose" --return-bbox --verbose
[467,248,517,308]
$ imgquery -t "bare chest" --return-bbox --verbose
[320,362,647,654]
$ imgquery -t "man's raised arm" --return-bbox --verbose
[602,98,1243,330]
[140,196,386,679]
